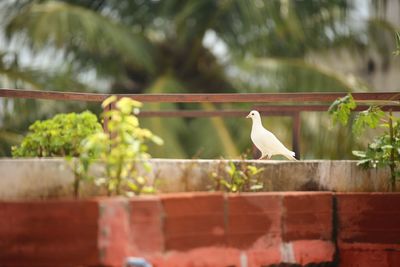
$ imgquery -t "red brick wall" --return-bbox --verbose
[0,192,399,267]
[337,193,400,267]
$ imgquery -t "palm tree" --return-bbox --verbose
[1,0,398,158]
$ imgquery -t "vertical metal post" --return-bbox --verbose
[292,112,301,159]
[103,103,111,133]
[103,102,116,140]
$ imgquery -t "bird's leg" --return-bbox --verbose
[258,154,265,160]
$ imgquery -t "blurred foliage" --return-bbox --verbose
[395,32,400,55]
[1,0,399,159]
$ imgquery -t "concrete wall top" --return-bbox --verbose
[0,158,392,200]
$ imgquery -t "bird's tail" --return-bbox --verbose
[284,151,297,161]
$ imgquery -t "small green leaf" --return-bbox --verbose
[352,150,366,158]
[220,179,231,190]
[151,135,164,146]
[357,159,373,169]
[136,176,146,185]
[394,32,400,55]
[127,180,139,191]
[250,184,263,191]
[141,186,155,194]
[102,95,117,108]
[353,106,385,135]
[231,184,238,192]
[328,94,356,126]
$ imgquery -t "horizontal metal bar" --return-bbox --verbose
[253,104,400,112]
[138,104,400,118]
[1,88,399,103]
[137,110,295,118]
[0,88,107,102]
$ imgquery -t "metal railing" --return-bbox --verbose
[1,88,400,158]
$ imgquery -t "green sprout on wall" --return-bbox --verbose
[210,160,265,193]
[329,94,400,191]
[78,96,163,196]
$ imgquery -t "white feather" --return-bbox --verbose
[247,110,297,160]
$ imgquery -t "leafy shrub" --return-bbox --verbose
[12,111,102,157]
[329,93,400,191]
[77,96,163,196]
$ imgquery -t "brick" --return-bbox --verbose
[130,196,163,223]
[161,192,224,216]
[291,240,335,265]
[228,193,281,214]
[130,196,164,254]
[227,193,281,249]
[247,247,281,267]
[283,192,332,241]
[339,241,400,266]
[164,215,224,236]
[0,199,132,267]
[0,200,99,266]
[162,193,225,251]
[166,235,226,251]
[97,198,131,267]
[340,249,389,267]
[150,247,241,267]
[340,245,400,267]
[337,193,400,244]
[388,250,400,267]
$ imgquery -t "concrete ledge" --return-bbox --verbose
[0,158,393,200]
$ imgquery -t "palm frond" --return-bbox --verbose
[366,18,399,58]
[214,0,349,57]
[5,1,155,74]
[230,57,369,93]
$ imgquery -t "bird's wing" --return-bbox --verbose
[254,127,294,156]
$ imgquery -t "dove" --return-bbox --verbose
[246,110,297,160]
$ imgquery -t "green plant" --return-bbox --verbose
[11,111,103,197]
[210,160,264,193]
[78,96,163,196]
[12,111,102,157]
[329,94,400,191]
[394,32,400,56]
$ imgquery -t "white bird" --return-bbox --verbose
[246,110,297,160]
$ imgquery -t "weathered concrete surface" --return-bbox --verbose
[0,158,393,200]
[142,159,391,193]
[0,159,74,200]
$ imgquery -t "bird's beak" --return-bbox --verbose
[246,113,251,118]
